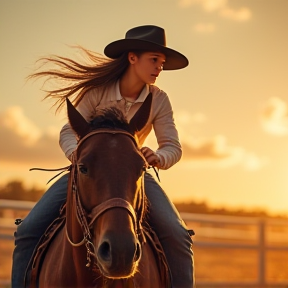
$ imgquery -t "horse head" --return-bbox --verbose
[66,96,151,279]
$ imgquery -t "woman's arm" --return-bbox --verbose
[150,89,182,170]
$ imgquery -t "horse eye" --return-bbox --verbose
[78,165,88,174]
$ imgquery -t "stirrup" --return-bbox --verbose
[188,229,195,236]
[15,218,23,225]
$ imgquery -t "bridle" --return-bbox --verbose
[66,129,147,268]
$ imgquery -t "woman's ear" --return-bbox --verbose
[128,52,137,64]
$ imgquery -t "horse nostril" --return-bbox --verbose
[98,241,111,262]
[134,241,141,262]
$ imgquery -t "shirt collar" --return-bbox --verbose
[113,80,150,103]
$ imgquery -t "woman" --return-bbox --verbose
[12,25,194,288]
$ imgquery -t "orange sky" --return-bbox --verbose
[1,0,288,215]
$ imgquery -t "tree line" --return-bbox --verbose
[0,180,286,218]
[0,180,44,202]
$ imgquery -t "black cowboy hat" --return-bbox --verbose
[104,25,189,70]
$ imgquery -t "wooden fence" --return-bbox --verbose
[1,199,288,287]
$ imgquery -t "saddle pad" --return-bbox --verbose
[25,205,66,288]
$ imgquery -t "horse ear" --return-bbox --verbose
[66,98,90,139]
[129,93,152,134]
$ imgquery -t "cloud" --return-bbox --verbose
[171,110,266,170]
[179,0,252,22]
[219,6,251,21]
[181,136,267,170]
[181,134,244,167]
[179,0,226,10]
[182,134,238,159]
[242,152,268,171]
[200,0,227,12]
[176,111,207,125]
[260,97,288,136]
[1,106,41,145]
[0,106,67,165]
[194,23,216,33]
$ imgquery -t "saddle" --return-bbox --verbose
[25,204,171,288]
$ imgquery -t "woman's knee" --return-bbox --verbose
[167,219,193,245]
[14,219,40,245]
[144,174,186,237]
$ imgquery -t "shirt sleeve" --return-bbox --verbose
[152,91,182,170]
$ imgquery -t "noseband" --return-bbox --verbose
[66,129,147,267]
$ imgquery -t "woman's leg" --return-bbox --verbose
[144,173,194,288]
[11,173,69,288]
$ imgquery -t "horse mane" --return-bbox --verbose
[89,106,133,134]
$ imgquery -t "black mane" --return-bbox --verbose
[89,107,132,134]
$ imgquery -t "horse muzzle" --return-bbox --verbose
[87,198,144,278]
[96,230,141,278]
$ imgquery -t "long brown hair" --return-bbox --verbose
[29,46,130,113]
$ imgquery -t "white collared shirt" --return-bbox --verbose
[59,81,182,170]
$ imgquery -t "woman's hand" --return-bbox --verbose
[140,146,160,168]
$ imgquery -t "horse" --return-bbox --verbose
[27,96,170,288]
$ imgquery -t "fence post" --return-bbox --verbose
[258,218,266,286]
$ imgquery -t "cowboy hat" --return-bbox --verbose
[104,25,189,70]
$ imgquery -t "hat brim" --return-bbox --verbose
[104,39,188,70]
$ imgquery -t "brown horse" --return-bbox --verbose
[27,97,170,288]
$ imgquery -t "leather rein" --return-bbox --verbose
[66,129,147,267]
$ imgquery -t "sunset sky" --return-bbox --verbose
[1,0,288,215]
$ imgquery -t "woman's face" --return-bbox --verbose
[129,51,166,85]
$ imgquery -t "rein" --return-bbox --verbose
[29,166,71,184]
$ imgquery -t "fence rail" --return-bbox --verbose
[181,212,288,287]
[1,199,288,287]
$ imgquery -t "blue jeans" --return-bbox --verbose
[12,172,194,288]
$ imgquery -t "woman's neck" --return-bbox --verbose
[119,72,145,102]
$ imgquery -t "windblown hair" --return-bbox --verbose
[28,46,130,113]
